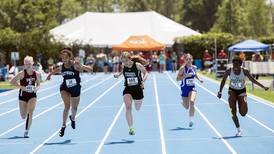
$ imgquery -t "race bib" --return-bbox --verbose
[186,79,194,86]
[25,85,35,93]
[66,79,77,88]
[231,82,243,88]
[127,77,138,86]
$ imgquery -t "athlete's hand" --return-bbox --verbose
[217,91,222,99]
[199,80,204,83]
[20,86,27,91]
[264,87,269,91]
[74,57,81,65]
[113,74,119,78]
[46,75,51,80]
[141,81,145,89]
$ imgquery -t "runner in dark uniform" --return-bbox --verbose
[114,52,148,135]
[218,56,269,136]
[47,47,92,137]
[10,56,41,138]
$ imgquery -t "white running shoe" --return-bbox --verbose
[235,129,242,137]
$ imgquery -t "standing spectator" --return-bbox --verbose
[203,50,212,74]
[251,51,263,80]
[217,50,228,59]
[171,52,178,72]
[158,51,165,73]
[152,52,158,71]
[179,53,185,67]
[47,57,54,73]
[239,52,246,61]
[113,54,120,73]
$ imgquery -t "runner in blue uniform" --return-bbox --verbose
[176,53,203,127]
[47,47,92,137]
[114,52,148,135]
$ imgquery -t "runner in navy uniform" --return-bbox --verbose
[114,52,148,135]
[218,56,269,136]
[10,56,41,138]
[47,48,92,137]
[176,53,203,127]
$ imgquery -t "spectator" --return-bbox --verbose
[171,52,178,72]
[251,51,263,80]
[217,50,228,59]
[203,50,212,74]
[239,52,246,61]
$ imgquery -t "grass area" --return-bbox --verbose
[0,81,16,89]
[199,71,274,103]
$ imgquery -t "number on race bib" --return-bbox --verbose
[66,79,77,88]
[26,85,35,93]
[127,77,138,86]
[186,79,194,86]
[231,82,242,88]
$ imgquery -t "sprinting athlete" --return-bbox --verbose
[47,47,92,137]
[114,52,148,135]
[217,56,269,136]
[10,56,40,138]
[176,53,203,127]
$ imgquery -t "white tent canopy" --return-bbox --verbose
[50,11,200,47]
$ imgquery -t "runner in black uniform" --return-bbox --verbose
[218,56,269,136]
[114,52,148,135]
[47,48,92,137]
[10,56,40,138]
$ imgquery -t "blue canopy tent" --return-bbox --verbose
[228,39,270,62]
[228,39,269,52]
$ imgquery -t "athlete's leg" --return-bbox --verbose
[238,93,248,117]
[70,96,80,129]
[60,90,71,126]
[181,97,190,109]
[188,91,197,117]
[228,90,240,128]
[124,94,133,127]
[19,100,28,119]
[26,98,36,130]
[134,99,143,111]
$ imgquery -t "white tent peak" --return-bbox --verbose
[50,11,200,47]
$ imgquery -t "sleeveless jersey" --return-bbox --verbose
[181,65,196,88]
[123,62,142,87]
[229,68,245,90]
[61,64,81,88]
[20,70,37,94]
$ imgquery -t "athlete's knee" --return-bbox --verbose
[240,110,247,116]
[21,114,26,119]
[189,101,195,107]
[126,105,132,111]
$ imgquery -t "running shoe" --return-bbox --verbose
[69,115,76,129]
[235,129,242,137]
[189,121,194,127]
[24,130,29,138]
[129,127,135,135]
[59,126,66,137]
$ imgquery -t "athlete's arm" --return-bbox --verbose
[46,67,61,80]
[194,67,203,83]
[73,57,93,72]
[114,65,124,78]
[176,66,192,81]
[243,68,269,90]
[136,62,148,82]
[10,71,26,90]
[35,72,41,92]
[217,68,230,98]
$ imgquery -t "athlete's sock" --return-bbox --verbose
[25,114,29,130]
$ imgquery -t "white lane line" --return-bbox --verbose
[0,74,103,117]
[200,75,274,108]
[165,72,237,154]
[94,104,124,154]
[153,74,167,154]
[195,81,274,133]
[30,79,122,154]
[0,75,113,137]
